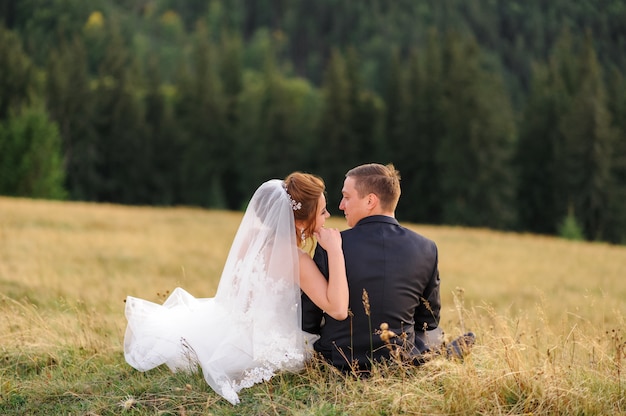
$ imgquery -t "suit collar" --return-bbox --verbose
[354,215,399,227]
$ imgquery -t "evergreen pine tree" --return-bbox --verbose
[0,26,34,120]
[92,21,149,204]
[45,35,97,201]
[517,28,579,235]
[393,32,445,224]
[143,54,181,205]
[175,21,226,207]
[218,31,249,208]
[0,106,66,199]
[315,48,354,209]
[437,32,517,229]
[345,47,385,168]
[516,62,563,234]
[559,32,615,240]
[605,68,626,243]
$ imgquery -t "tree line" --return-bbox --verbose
[1,0,625,244]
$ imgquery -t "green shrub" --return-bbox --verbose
[557,208,585,241]
[0,106,66,199]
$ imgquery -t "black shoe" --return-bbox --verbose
[446,332,475,360]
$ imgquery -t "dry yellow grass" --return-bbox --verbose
[0,197,240,351]
[427,224,626,335]
[1,195,624,349]
[1,196,624,414]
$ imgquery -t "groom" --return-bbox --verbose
[302,163,457,371]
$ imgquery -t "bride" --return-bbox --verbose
[123,172,348,405]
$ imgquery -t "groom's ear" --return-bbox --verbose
[366,193,379,210]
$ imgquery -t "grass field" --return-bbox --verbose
[1,196,624,415]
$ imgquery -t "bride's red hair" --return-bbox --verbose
[283,172,325,248]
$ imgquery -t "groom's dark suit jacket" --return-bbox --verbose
[302,215,441,369]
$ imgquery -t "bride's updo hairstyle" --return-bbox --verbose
[283,172,325,248]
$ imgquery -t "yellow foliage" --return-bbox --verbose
[160,10,182,27]
[84,11,104,30]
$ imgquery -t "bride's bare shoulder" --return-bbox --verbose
[297,248,314,263]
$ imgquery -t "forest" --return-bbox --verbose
[1,0,625,244]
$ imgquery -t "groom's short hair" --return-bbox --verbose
[346,163,401,212]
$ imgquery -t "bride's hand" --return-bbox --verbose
[314,227,342,253]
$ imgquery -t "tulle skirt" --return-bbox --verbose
[124,287,310,405]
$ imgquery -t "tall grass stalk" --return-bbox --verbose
[362,288,373,364]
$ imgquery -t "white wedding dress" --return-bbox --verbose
[124,180,308,405]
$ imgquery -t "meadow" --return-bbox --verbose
[0,196,624,415]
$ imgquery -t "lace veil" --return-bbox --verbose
[201,179,305,402]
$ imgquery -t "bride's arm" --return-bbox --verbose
[298,228,349,321]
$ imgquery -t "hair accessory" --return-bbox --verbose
[283,182,302,211]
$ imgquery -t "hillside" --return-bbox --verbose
[1,196,624,414]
